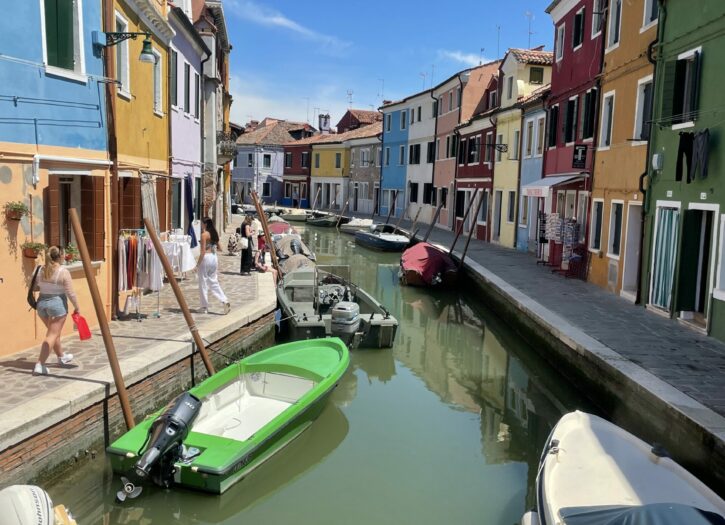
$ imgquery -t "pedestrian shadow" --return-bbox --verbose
[0,357,78,372]
[0,359,112,387]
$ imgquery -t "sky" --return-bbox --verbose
[224,0,554,129]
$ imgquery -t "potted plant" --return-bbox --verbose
[4,201,29,221]
[65,243,79,263]
[21,241,46,259]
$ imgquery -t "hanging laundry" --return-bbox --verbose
[676,132,693,182]
[692,128,710,180]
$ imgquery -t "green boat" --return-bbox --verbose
[107,338,350,495]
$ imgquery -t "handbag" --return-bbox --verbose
[240,236,249,250]
[27,266,41,310]
[72,312,92,341]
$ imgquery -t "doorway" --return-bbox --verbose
[374,185,380,215]
[353,183,359,212]
[493,190,503,241]
[621,203,642,299]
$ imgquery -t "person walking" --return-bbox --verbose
[197,217,231,315]
[240,215,254,275]
[33,246,79,376]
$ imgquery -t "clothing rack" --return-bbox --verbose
[118,228,162,320]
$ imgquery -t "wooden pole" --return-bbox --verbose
[423,201,444,242]
[69,208,134,430]
[458,190,486,269]
[449,188,479,254]
[409,207,422,239]
[252,191,281,275]
[142,218,215,376]
[310,186,321,212]
[393,203,409,232]
[336,199,349,229]
[384,190,398,225]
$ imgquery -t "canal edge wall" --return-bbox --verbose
[441,246,725,494]
[0,274,278,487]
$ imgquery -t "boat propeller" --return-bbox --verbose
[116,476,143,502]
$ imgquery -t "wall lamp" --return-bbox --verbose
[92,31,156,63]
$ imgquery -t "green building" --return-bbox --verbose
[641,1,725,339]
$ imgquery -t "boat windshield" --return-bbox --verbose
[559,503,725,525]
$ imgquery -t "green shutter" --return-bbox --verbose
[675,210,700,312]
[689,51,701,121]
[45,0,74,70]
[660,60,678,122]
[170,50,177,106]
[44,0,59,66]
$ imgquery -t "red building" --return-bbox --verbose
[536,0,604,266]
[282,141,313,208]
[454,76,499,241]
[335,109,382,133]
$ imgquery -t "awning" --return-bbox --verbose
[521,174,585,197]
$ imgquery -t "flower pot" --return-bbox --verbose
[23,247,41,259]
[5,209,24,221]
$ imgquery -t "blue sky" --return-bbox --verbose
[224,0,554,128]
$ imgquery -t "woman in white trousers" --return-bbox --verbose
[197,217,231,315]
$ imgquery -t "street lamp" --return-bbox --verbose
[92,31,156,63]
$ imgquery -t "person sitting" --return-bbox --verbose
[254,248,278,284]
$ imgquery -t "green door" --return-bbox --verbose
[675,210,701,313]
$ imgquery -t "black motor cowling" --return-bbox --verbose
[134,392,202,487]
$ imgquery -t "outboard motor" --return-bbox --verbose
[331,301,361,345]
[134,392,202,488]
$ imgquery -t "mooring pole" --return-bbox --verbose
[394,203,409,232]
[310,186,321,212]
[408,207,422,239]
[458,191,486,269]
[385,190,398,225]
[449,188,479,254]
[143,218,215,376]
[336,199,349,229]
[423,201,444,242]
[252,191,282,275]
[69,208,134,430]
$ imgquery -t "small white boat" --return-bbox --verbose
[280,209,309,222]
[522,411,725,525]
[339,218,374,234]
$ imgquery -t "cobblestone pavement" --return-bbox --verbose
[402,220,725,417]
[0,225,257,414]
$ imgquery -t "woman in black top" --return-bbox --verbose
[240,215,254,275]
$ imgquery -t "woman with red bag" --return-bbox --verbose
[33,246,80,376]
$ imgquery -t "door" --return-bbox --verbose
[374,185,380,215]
[676,209,715,324]
[353,183,359,212]
[621,203,642,295]
[493,190,503,241]
[650,207,680,310]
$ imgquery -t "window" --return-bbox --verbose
[152,49,162,114]
[607,0,622,50]
[115,13,130,94]
[592,0,604,37]
[335,152,341,169]
[507,191,516,223]
[582,88,598,140]
[397,145,404,165]
[263,154,271,168]
[519,195,528,226]
[456,87,462,108]
[385,114,391,132]
[484,133,493,163]
[536,117,545,155]
[184,63,191,113]
[608,201,623,257]
[507,76,513,100]
[440,187,448,209]
[194,73,200,118]
[246,153,254,167]
[350,149,355,167]
[600,92,615,148]
[423,183,434,205]
[432,100,438,117]
[525,120,534,157]
[284,182,292,199]
[361,148,370,166]
[555,24,565,61]
[44,0,84,74]
[489,91,497,109]
[577,193,589,243]
[643,0,659,27]
[376,147,382,167]
[572,8,585,49]
[427,141,435,163]
[455,190,466,218]
[530,67,544,85]
[458,138,467,164]
[409,183,419,203]
[410,109,415,125]
[285,152,292,168]
[449,135,458,159]
[590,200,604,250]
[468,135,481,164]
[301,151,309,168]
[448,91,453,111]
[401,111,407,130]
[435,139,440,160]
[409,143,421,165]
[417,106,422,122]
[170,49,178,106]
[496,134,503,162]
[384,147,390,166]
[512,129,520,160]
[565,97,578,144]
[438,96,444,115]
[662,49,701,125]
[315,153,320,169]
[548,105,559,147]
[478,191,489,223]
[634,77,654,141]
[262,182,271,198]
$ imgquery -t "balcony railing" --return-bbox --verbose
[217,131,237,164]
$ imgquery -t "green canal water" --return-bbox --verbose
[46,226,592,524]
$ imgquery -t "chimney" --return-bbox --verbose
[319,113,331,134]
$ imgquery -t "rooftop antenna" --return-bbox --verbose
[497,25,501,58]
[525,11,535,49]
[346,89,354,108]
[419,72,427,89]
[303,97,310,123]
[479,48,485,66]
[313,107,320,127]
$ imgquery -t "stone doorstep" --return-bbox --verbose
[434,241,725,446]
[0,273,277,453]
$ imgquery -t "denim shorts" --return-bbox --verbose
[37,294,68,319]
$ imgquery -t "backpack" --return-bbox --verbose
[27,266,41,310]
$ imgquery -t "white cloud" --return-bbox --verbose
[437,49,489,67]
[225,0,351,56]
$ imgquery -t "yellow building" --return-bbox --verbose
[490,49,553,248]
[310,136,349,210]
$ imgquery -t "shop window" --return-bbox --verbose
[284,182,292,199]
[608,202,623,257]
[301,182,307,199]
[590,200,604,251]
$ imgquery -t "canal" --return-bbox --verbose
[45,226,593,524]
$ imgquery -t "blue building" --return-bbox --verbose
[379,103,409,218]
[0,0,111,351]
[517,86,550,253]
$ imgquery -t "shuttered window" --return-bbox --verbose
[170,50,178,106]
[194,73,200,118]
[572,8,585,49]
[44,0,75,70]
[152,50,162,113]
[582,88,598,140]
[565,97,578,144]
[455,191,466,218]
[184,63,191,113]
[458,139,467,164]
[662,51,701,125]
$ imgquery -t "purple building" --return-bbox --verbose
[168,7,210,238]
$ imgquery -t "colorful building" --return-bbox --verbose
[587,0,656,299]
[0,0,111,354]
[311,135,349,211]
[336,108,382,133]
[403,90,437,225]
[346,122,383,215]
[641,0,725,338]
[282,141,313,209]
[379,104,409,218]
[535,0,604,269]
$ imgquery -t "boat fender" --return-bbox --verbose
[521,511,540,525]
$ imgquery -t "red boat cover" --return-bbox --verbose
[268,222,295,235]
[401,242,456,285]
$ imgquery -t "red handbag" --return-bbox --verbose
[72,313,92,341]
